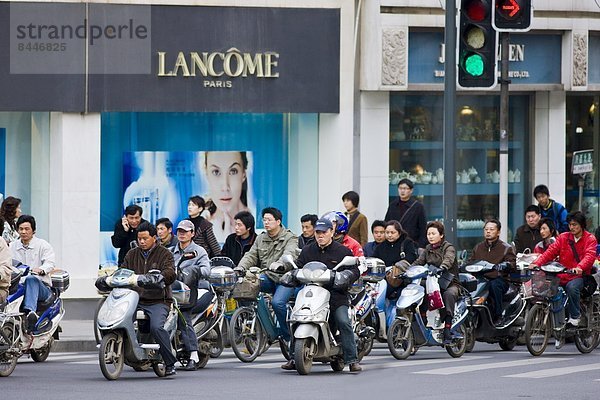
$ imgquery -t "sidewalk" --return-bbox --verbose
[52,319,98,352]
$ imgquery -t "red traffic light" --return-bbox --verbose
[465,0,487,22]
[493,0,531,31]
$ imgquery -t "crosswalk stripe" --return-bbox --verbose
[504,362,600,379]
[414,357,568,375]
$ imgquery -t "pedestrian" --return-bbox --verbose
[363,220,386,257]
[342,191,369,247]
[187,195,221,259]
[384,178,427,249]
[533,184,568,233]
[513,205,542,253]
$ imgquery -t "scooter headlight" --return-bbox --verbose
[98,301,130,326]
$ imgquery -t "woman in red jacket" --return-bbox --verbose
[531,211,598,326]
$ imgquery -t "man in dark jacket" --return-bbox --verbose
[121,221,178,376]
[111,205,146,266]
[467,219,516,326]
[221,211,257,266]
[534,184,568,233]
[281,218,362,373]
[384,178,427,248]
[513,205,542,253]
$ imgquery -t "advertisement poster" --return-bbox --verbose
[122,151,256,244]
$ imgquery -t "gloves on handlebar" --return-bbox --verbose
[269,262,287,274]
[332,269,356,291]
[137,273,165,289]
[95,276,111,292]
[233,266,246,276]
[494,262,511,272]
[279,270,299,287]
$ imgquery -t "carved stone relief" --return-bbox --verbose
[572,33,588,88]
[382,27,407,87]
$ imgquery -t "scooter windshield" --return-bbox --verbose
[298,262,331,283]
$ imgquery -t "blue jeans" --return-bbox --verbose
[329,305,358,364]
[259,274,295,341]
[23,276,52,313]
[178,310,198,353]
[565,278,583,319]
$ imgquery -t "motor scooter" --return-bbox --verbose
[460,260,528,351]
[387,264,469,359]
[95,268,178,380]
[282,255,368,375]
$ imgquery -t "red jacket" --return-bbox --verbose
[534,231,598,285]
[342,235,364,257]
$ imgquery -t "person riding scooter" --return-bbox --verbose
[281,218,362,372]
[121,221,178,376]
[171,220,211,371]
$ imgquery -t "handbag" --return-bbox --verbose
[568,239,598,297]
[426,275,444,311]
[384,240,411,288]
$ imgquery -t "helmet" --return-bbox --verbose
[320,211,348,234]
[334,212,349,234]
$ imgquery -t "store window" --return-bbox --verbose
[99,112,318,263]
[389,94,530,251]
[566,95,599,232]
[0,112,51,239]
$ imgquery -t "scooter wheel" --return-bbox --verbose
[0,322,18,377]
[387,319,413,360]
[31,338,53,362]
[99,332,124,380]
[294,337,315,375]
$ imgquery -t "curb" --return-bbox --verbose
[52,340,98,353]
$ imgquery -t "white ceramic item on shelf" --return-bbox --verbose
[474,176,481,183]
[436,168,444,184]
[421,172,432,184]
[390,172,400,185]
[514,168,521,183]
[460,170,470,184]
[508,170,515,183]
[491,170,500,183]
[432,176,439,184]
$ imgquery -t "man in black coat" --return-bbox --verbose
[111,205,147,266]
[281,218,362,373]
[513,205,542,253]
[384,178,427,249]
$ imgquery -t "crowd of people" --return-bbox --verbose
[1,178,599,377]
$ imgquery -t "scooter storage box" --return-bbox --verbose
[209,266,237,293]
[171,281,191,306]
[459,273,477,292]
[50,269,70,293]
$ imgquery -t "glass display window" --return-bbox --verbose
[389,94,531,251]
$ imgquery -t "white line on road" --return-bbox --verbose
[504,362,600,379]
[414,357,568,375]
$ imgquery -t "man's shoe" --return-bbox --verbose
[442,327,452,345]
[26,311,39,332]
[281,360,296,370]
[164,365,177,376]
[349,363,362,372]
[567,317,580,327]
[555,338,564,350]
[493,316,504,327]
[181,360,197,371]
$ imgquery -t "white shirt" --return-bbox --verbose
[10,236,56,286]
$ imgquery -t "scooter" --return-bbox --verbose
[95,268,178,380]
[460,260,528,351]
[283,255,368,375]
[4,265,68,361]
[349,278,377,359]
[387,264,469,359]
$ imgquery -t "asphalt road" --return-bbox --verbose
[3,342,600,400]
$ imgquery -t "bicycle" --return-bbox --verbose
[228,268,291,362]
[525,263,600,356]
[0,304,21,377]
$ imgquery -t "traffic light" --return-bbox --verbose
[457,0,498,89]
[492,0,532,32]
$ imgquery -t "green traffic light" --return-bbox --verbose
[464,53,484,76]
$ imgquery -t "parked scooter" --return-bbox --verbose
[282,255,369,375]
[387,264,469,359]
[95,268,178,380]
[460,260,528,351]
[0,265,69,377]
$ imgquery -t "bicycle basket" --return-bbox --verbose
[531,270,559,298]
[231,275,260,300]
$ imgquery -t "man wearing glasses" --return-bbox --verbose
[237,207,298,342]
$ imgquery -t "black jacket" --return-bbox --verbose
[384,198,427,248]
[296,240,358,310]
[111,218,148,266]
[189,215,221,258]
[298,235,316,249]
[372,235,418,267]
[513,224,542,254]
[221,232,257,266]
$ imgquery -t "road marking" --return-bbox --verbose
[414,357,568,375]
[505,363,600,379]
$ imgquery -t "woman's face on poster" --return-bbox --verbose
[205,152,247,213]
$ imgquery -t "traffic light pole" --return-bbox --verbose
[499,32,509,242]
[443,0,457,245]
